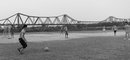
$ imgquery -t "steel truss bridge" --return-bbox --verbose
[101,16,130,23]
[0,13,79,26]
[0,13,129,26]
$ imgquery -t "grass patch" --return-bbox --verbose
[0,36,130,60]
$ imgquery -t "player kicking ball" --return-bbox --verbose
[17,24,27,54]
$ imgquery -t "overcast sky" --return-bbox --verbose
[0,0,129,21]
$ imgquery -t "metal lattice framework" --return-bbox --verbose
[0,13,129,25]
[0,13,78,25]
[101,16,130,23]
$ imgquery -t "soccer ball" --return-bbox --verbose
[8,37,11,39]
[44,47,49,52]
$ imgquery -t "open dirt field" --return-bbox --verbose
[0,30,130,60]
[0,30,125,43]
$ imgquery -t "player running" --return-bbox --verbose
[17,24,28,54]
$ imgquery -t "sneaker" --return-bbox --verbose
[17,48,24,55]
[17,48,21,53]
[17,48,23,54]
[20,52,24,55]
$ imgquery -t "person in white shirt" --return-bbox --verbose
[17,24,27,54]
[112,25,118,36]
[10,25,15,38]
[124,22,130,40]
[64,26,68,38]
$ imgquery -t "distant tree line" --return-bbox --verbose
[0,22,128,33]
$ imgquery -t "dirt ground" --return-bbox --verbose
[0,30,130,60]
[0,30,125,43]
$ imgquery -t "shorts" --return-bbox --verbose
[19,38,27,48]
[126,32,130,34]
[114,30,117,33]
[65,31,68,35]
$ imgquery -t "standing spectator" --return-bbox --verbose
[112,25,118,36]
[10,25,15,38]
[60,26,64,33]
[3,25,8,38]
[64,26,68,38]
[124,22,130,40]
[102,26,106,31]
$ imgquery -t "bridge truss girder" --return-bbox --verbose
[0,13,78,25]
[101,16,130,23]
